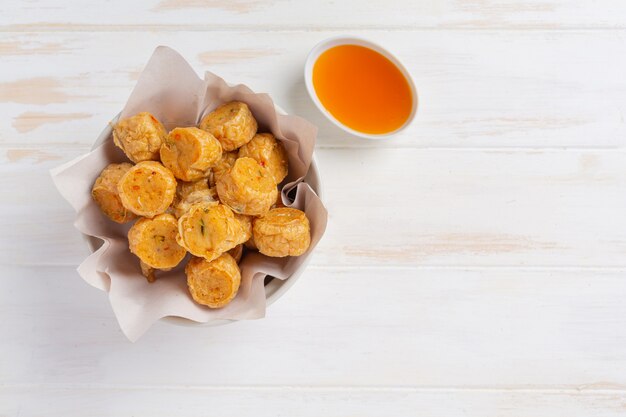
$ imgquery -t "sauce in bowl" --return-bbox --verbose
[311,44,414,136]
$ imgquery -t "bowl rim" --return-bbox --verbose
[86,108,322,327]
[304,35,418,140]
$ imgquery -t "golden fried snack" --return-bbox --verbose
[186,254,241,308]
[207,186,218,201]
[118,161,177,217]
[140,261,156,283]
[199,101,257,151]
[209,151,238,187]
[91,163,137,223]
[253,208,311,257]
[244,234,257,251]
[128,213,187,270]
[173,188,218,219]
[177,202,249,261]
[113,112,167,163]
[238,133,288,183]
[235,213,252,241]
[228,244,243,263]
[160,127,222,182]
[216,157,278,216]
[175,179,209,205]
[173,179,217,218]
[242,214,257,251]
[272,190,286,209]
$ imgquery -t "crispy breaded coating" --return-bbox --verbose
[186,253,241,308]
[91,162,137,223]
[160,127,222,181]
[140,261,156,283]
[209,151,238,187]
[173,187,219,219]
[238,133,288,183]
[177,202,249,261]
[253,208,311,257]
[216,157,277,216]
[118,161,177,218]
[128,213,187,269]
[113,112,167,163]
[228,244,243,263]
[199,101,257,151]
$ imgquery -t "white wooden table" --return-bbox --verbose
[3,1,626,415]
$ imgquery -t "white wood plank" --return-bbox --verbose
[3,11,626,414]
[2,386,626,417]
[3,0,626,30]
[2,148,626,267]
[3,265,626,387]
[1,30,625,149]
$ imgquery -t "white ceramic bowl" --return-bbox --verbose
[86,110,322,327]
[304,36,418,140]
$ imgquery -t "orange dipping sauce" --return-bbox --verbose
[312,44,413,135]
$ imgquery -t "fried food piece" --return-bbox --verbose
[244,234,257,251]
[241,212,257,251]
[140,261,156,283]
[175,179,210,204]
[238,133,288,183]
[160,127,222,182]
[235,213,252,240]
[113,112,167,163]
[209,151,238,187]
[272,190,286,209]
[177,202,249,261]
[207,186,219,201]
[91,163,137,223]
[118,161,177,217]
[186,253,241,308]
[173,188,218,218]
[199,101,257,151]
[228,244,243,263]
[216,157,277,216]
[253,208,311,257]
[128,213,187,270]
[173,179,217,218]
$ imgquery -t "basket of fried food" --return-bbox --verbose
[92,101,313,309]
[51,46,326,340]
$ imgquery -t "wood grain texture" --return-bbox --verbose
[12,111,92,133]
[2,148,625,268]
[2,387,626,417]
[2,0,626,29]
[3,1,626,415]
[1,31,625,149]
[2,265,626,389]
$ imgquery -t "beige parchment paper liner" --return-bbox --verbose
[50,46,328,341]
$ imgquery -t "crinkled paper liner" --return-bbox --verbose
[50,46,328,342]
